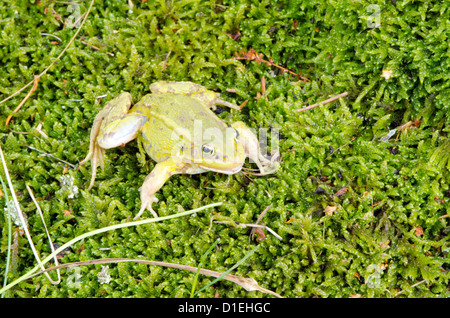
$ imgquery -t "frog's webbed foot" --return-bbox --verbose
[232,121,280,175]
[80,92,143,190]
[150,81,241,111]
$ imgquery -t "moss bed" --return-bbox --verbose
[0,0,449,298]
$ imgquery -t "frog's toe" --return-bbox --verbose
[80,152,92,167]
[81,144,106,190]
[134,195,159,220]
[86,164,97,191]
[269,150,281,164]
[214,98,241,110]
[261,151,281,174]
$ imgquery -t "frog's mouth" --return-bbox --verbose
[198,163,243,175]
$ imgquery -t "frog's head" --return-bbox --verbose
[175,126,246,174]
[197,125,246,174]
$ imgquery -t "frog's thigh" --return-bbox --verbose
[150,81,240,111]
[97,114,143,149]
[150,81,206,95]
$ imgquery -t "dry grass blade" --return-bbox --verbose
[214,220,282,241]
[234,48,310,82]
[0,146,60,284]
[5,75,39,125]
[250,204,272,240]
[0,202,222,294]
[296,91,348,113]
[394,280,426,297]
[2,0,96,125]
[27,258,282,298]
[26,184,61,284]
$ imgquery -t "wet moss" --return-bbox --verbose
[0,0,449,298]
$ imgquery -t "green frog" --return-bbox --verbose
[80,81,278,219]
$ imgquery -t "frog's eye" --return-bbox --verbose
[202,144,215,156]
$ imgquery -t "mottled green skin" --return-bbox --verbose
[133,93,239,169]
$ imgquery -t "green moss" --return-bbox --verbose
[0,0,449,298]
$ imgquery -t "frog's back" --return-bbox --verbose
[131,94,226,162]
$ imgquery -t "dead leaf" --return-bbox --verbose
[334,188,348,197]
[380,69,393,80]
[239,100,248,109]
[414,226,424,236]
[285,217,298,224]
[434,197,445,204]
[324,206,338,216]
[253,227,266,242]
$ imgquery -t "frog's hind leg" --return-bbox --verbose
[80,92,144,190]
[150,81,241,110]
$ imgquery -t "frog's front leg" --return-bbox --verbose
[231,121,278,175]
[80,93,144,190]
[135,158,203,220]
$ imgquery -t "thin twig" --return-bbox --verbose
[2,0,96,124]
[394,280,426,297]
[161,50,172,72]
[0,146,59,285]
[40,33,63,42]
[234,48,310,82]
[27,257,282,298]
[5,76,40,125]
[296,91,348,113]
[214,220,282,241]
[26,184,61,284]
[250,204,272,240]
[25,145,77,169]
